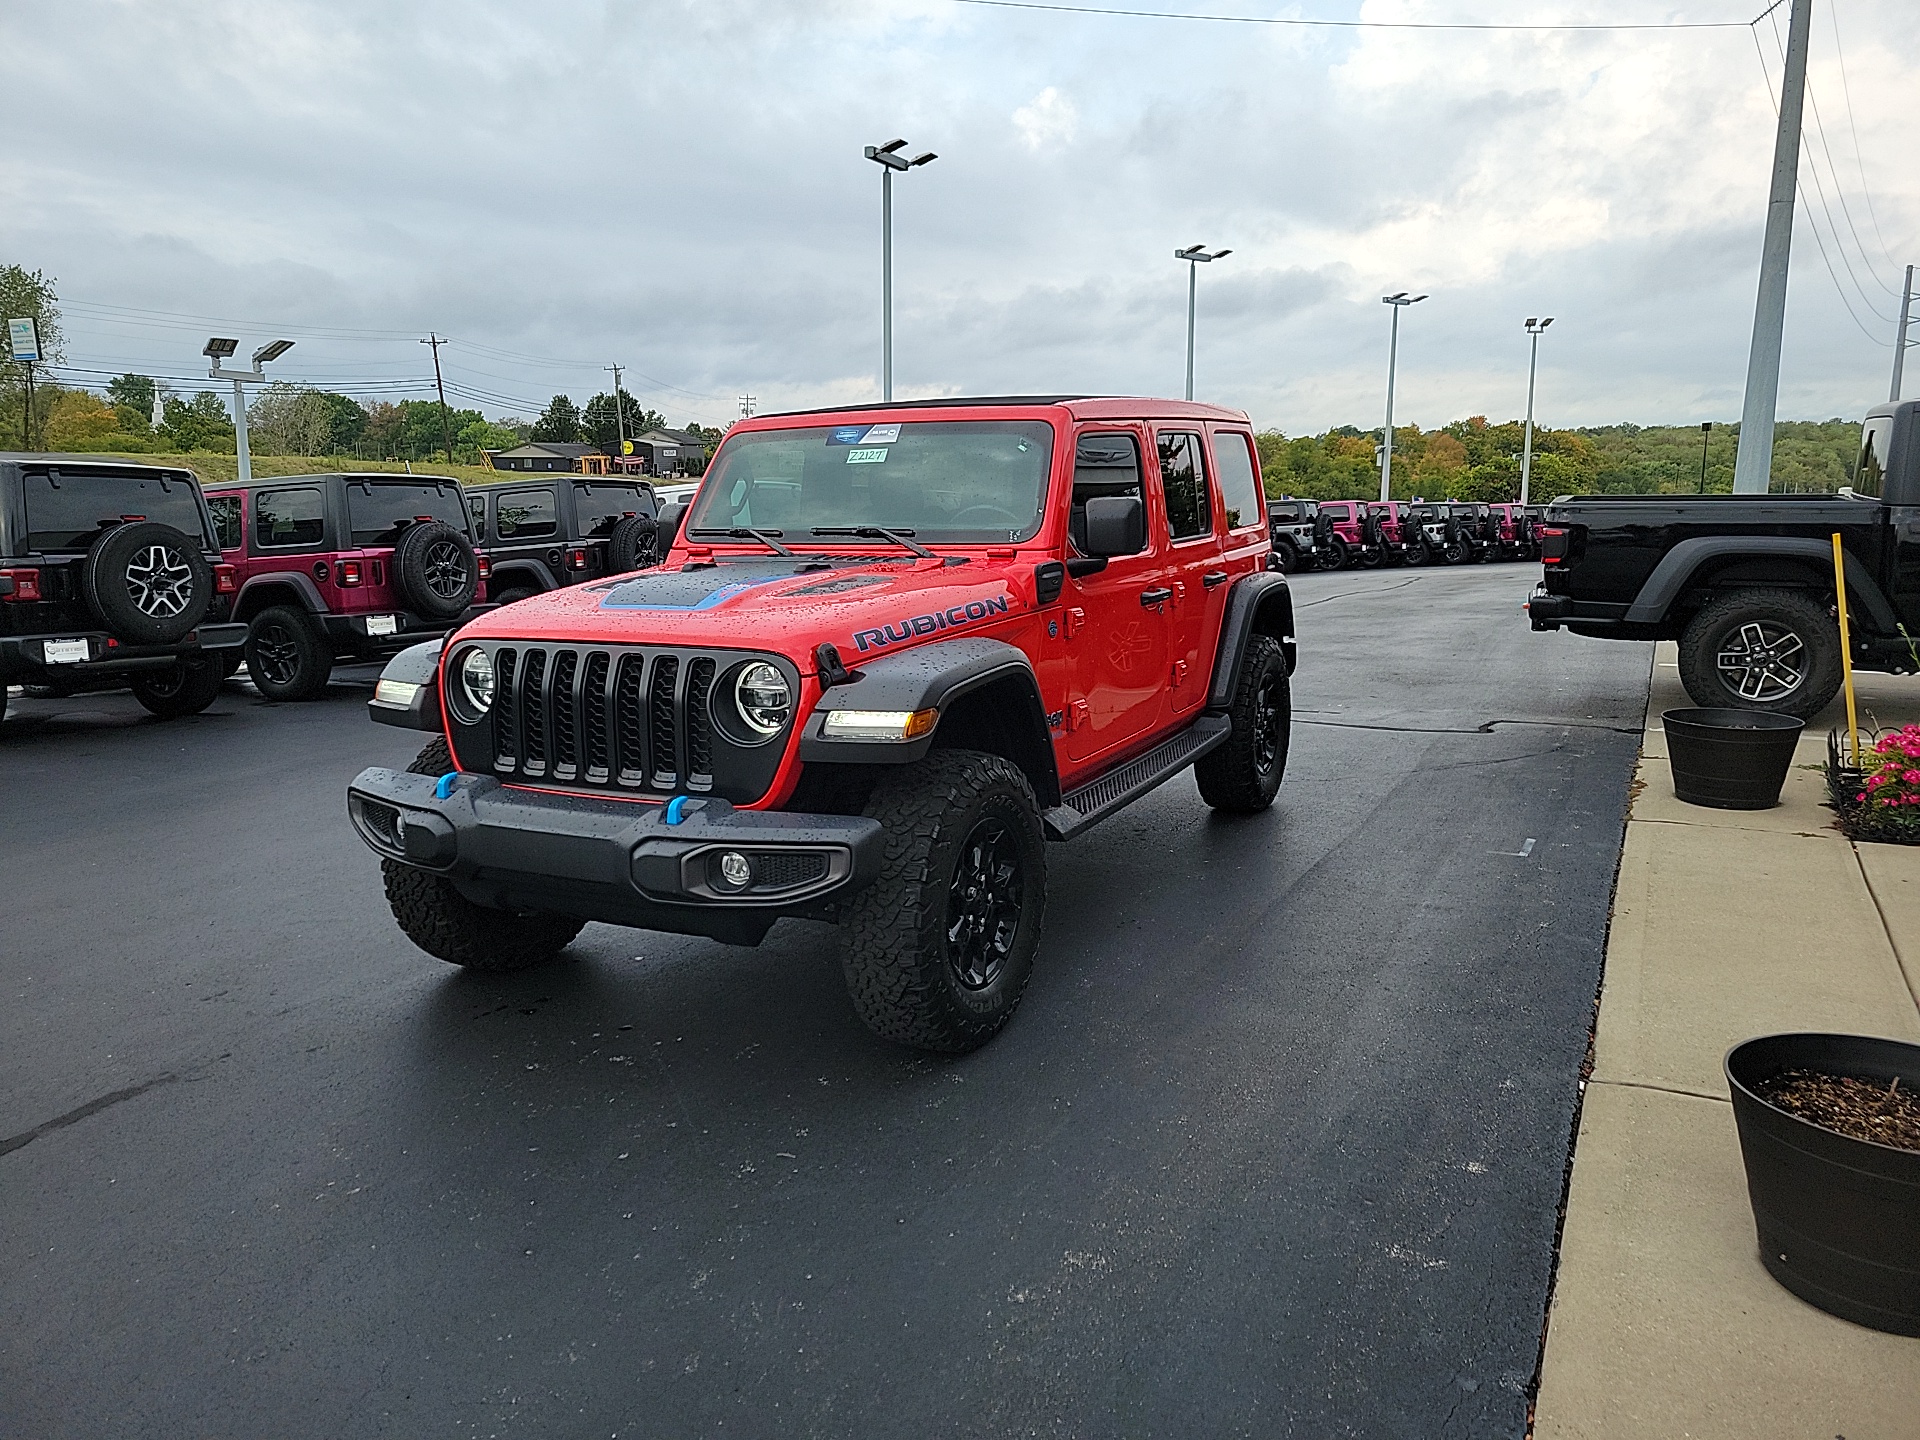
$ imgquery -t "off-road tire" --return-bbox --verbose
[245,605,334,701]
[1195,635,1290,812]
[393,521,478,620]
[607,513,660,572]
[1324,538,1350,571]
[841,749,1047,1053]
[1267,543,1293,574]
[380,737,585,972]
[82,521,210,645]
[493,586,539,608]
[1677,587,1842,719]
[129,657,225,718]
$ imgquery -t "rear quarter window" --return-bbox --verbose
[1856,417,1891,498]
[256,487,325,549]
[1211,431,1265,531]
[22,469,209,552]
[207,495,243,550]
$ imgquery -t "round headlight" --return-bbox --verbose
[459,648,495,715]
[734,661,791,738]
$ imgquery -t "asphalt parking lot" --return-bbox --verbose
[1,563,1651,1439]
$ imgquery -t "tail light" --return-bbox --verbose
[1539,526,1571,563]
[214,564,238,594]
[568,547,588,570]
[0,567,43,602]
[476,555,491,580]
[340,560,364,587]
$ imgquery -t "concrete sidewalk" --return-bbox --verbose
[1532,643,1920,1439]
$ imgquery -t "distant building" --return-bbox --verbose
[628,428,711,478]
[487,442,601,473]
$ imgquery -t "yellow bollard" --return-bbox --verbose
[1832,532,1861,767]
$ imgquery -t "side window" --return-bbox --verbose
[1857,417,1890,498]
[206,495,243,550]
[1070,432,1143,555]
[467,492,489,542]
[496,487,558,540]
[254,487,324,549]
[1212,431,1263,531]
[1156,432,1211,540]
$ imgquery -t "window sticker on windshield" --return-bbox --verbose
[827,426,870,446]
[846,447,889,465]
[861,423,902,444]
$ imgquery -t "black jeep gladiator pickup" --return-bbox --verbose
[1526,399,1920,717]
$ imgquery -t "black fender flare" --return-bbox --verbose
[1206,572,1296,710]
[799,636,1060,806]
[488,559,559,593]
[367,638,446,731]
[234,571,327,620]
[1624,536,1896,632]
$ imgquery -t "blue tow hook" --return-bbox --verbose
[665,795,691,825]
[435,772,460,800]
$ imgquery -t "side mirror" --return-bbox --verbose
[1082,496,1145,558]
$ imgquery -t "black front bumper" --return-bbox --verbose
[0,622,247,681]
[347,767,884,946]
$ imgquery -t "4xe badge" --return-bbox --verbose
[851,593,1012,653]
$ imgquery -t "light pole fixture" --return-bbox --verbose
[206,336,293,483]
[1699,421,1713,493]
[1175,245,1230,402]
[1519,316,1553,506]
[1378,292,1427,501]
[864,137,937,402]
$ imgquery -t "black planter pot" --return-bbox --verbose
[1663,707,1805,809]
[1726,1033,1920,1335]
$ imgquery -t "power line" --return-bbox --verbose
[1825,0,1906,281]
[938,0,1757,30]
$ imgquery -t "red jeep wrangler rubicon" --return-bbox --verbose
[347,398,1296,1051]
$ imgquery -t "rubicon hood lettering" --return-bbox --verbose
[851,593,1012,653]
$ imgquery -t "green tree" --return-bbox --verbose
[106,373,158,418]
[531,394,582,443]
[582,389,666,452]
[160,391,236,452]
[317,392,368,453]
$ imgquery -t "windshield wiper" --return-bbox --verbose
[688,526,793,557]
[810,525,934,558]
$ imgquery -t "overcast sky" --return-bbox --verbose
[5,0,1917,434]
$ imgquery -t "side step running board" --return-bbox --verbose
[1043,714,1232,841]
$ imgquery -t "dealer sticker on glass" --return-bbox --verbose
[845,447,889,465]
[43,639,89,664]
[366,615,398,636]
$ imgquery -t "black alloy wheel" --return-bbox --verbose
[251,618,302,688]
[244,604,333,701]
[1252,668,1284,775]
[423,539,469,602]
[946,817,1027,993]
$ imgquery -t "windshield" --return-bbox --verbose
[689,420,1055,545]
[346,478,469,546]
[22,468,207,552]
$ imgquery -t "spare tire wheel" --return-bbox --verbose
[607,513,659,572]
[392,521,477,620]
[82,521,210,645]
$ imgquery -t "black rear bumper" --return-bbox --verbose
[320,604,494,659]
[0,622,246,681]
[347,767,884,946]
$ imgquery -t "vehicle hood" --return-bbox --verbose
[464,556,1026,673]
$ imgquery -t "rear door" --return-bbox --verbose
[1150,428,1220,720]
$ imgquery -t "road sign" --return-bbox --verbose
[7,317,42,363]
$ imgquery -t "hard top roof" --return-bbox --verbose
[0,452,203,474]
[760,394,1251,424]
[201,471,466,490]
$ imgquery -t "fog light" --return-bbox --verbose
[716,850,753,890]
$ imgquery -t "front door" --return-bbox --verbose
[1061,426,1168,769]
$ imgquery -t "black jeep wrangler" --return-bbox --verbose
[467,475,661,606]
[0,454,244,722]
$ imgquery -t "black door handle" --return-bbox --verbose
[1202,570,1229,588]
[1139,587,1173,607]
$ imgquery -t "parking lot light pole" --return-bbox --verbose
[1519,316,1553,506]
[1379,292,1426,501]
[864,138,937,402]
[1175,245,1230,401]
[206,337,293,484]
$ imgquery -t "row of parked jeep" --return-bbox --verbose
[0,454,684,720]
[1265,498,1546,573]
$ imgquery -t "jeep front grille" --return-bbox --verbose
[486,644,738,796]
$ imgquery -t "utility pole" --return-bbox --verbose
[1699,421,1713,493]
[1732,0,1813,495]
[608,363,628,458]
[421,332,455,465]
[739,394,757,419]
[1892,265,1916,402]
[1379,292,1427,502]
[1520,316,1554,506]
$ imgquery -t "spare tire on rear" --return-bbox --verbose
[83,521,210,645]
[607,513,659,573]
[392,521,477,620]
